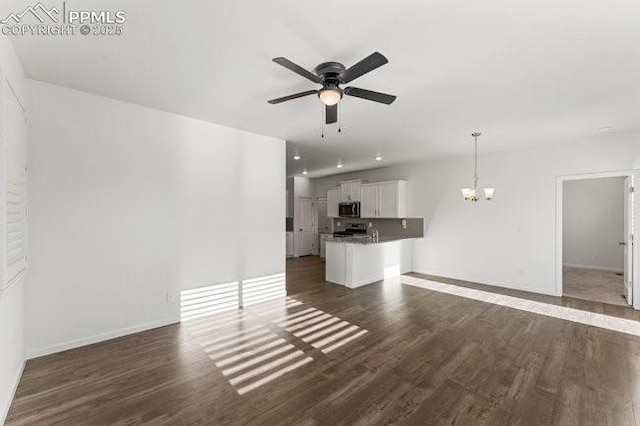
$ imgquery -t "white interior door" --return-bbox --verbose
[316,198,331,233]
[623,177,634,305]
[297,197,314,256]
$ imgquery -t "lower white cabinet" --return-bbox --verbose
[325,239,413,288]
[360,180,407,218]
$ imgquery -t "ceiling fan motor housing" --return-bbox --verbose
[315,62,346,83]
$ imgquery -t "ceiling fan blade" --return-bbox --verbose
[268,90,318,104]
[339,52,389,84]
[272,57,321,83]
[326,104,337,124]
[344,87,396,105]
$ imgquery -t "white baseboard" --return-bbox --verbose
[411,269,558,297]
[563,263,624,274]
[26,316,179,359]
[1,358,26,425]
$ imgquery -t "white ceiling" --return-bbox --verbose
[4,0,640,177]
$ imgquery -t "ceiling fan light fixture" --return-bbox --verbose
[318,88,342,106]
[268,53,396,125]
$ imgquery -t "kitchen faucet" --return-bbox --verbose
[368,226,379,242]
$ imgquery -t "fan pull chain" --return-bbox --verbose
[338,103,342,133]
[321,103,324,138]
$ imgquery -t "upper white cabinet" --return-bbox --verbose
[379,181,406,218]
[360,180,407,218]
[340,180,362,202]
[360,185,378,218]
[327,188,341,218]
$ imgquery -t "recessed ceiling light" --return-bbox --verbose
[375,155,383,161]
[302,169,308,175]
[337,163,344,169]
[293,154,301,160]
[599,126,613,132]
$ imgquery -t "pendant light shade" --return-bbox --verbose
[484,187,495,200]
[461,188,477,201]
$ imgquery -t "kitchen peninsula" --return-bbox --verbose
[326,237,414,288]
[323,178,422,288]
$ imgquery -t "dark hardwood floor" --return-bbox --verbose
[7,256,640,425]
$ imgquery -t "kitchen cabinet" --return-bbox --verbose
[326,239,414,288]
[360,180,407,218]
[360,185,378,218]
[327,188,340,218]
[340,180,362,202]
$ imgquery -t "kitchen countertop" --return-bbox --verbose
[326,235,415,245]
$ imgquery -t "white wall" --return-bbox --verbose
[0,37,26,424]
[313,130,640,296]
[563,177,625,272]
[26,80,285,357]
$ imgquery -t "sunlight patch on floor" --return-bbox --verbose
[401,276,640,336]
[184,296,368,395]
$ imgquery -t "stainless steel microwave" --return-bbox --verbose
[338,202,360,218]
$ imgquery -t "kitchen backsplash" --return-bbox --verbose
[332,218,424,238]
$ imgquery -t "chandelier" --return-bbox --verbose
[461,132,495,201]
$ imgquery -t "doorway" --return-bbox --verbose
[559,175,635,306]
[295,197,314,257]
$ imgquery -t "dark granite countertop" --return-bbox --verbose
[326,236,416,245]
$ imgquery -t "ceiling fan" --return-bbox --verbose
[268,52,397,124]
